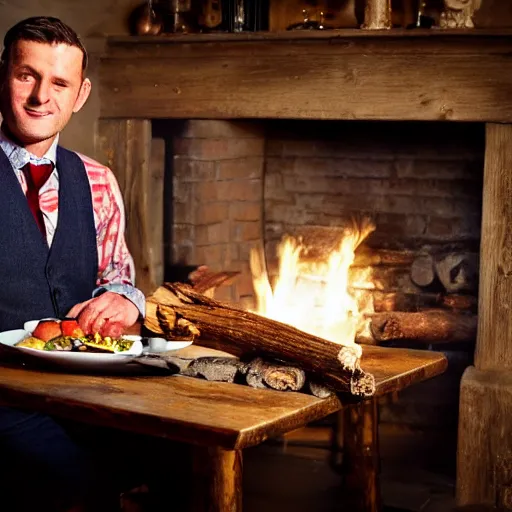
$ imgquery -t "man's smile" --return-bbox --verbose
[24,108,52,117]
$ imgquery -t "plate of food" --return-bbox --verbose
[0,318,193,371]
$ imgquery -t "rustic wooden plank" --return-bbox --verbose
[96,119,159,296]
[0,345,446,450]
[359,345,447,396]
[99,35,512,121]
[474,123,512,371]
[150,137,165,288]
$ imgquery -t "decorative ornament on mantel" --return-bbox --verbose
[130,0,163,35]
[440,0,482,28]
[362,0,392,30]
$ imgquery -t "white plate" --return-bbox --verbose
[23,319,193,355]
[0,329,145,371]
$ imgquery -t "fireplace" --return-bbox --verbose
[97,29,512,508]
[165,119,484,317]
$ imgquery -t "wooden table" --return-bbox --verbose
[0,344,446,511]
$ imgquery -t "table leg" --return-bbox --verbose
[343,397,381,512]
[191,446,243,512]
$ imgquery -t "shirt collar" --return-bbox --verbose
[0,127,58,170]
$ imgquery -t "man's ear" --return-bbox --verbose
[0,61,6,90]
[73,77,91,114]
[0,61,6,117]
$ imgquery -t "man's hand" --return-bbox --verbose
[67,292,139,338]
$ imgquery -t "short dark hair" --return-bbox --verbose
[1,16,88,73]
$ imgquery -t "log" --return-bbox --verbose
[192,270,241,294]
[182,357,243,383]
[146,283,376,397]
[370,310,477,344]
[440,294,478,313]
[371,291,441,312]
[308,381,334,398]
[353,247,416,268]
[145,273,241,334]
[369,291,477,313]
[133,354,308,392]
[410,254,435,288]
[244,357,306,392]
[434,253,479,294]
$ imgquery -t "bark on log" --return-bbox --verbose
[192,271,240,294]
[182,357,243,383]
[146,283,376,397]
[370,310,477,344]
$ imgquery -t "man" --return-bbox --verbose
[0,16,145,511]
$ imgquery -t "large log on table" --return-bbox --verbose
[145,283,375,397]
[370,309,477,344]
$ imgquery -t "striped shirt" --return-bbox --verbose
[0,131,145,317]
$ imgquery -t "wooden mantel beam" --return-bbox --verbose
[99,30,512,122]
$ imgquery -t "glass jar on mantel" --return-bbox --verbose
[198,0,269,33]
[157,0,195,33]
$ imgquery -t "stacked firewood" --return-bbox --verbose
[144,281,375,398]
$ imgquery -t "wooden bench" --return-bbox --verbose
[0,344,446,511]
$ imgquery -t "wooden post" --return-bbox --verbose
[192,446,243,512]
[343,398,381,512]
[361,0,392,29]
[96,118,164,296]
[457,123,512,508]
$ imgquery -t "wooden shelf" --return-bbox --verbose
[106,28,512,45]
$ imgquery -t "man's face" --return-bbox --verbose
[0,40,91,154]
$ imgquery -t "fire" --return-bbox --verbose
[250,219,375,347]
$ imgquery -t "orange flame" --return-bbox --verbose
[250,219,375,347]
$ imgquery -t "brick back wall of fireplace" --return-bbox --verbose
[167,119,484,311]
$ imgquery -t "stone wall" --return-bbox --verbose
[264,120,483,252]
[171,120,265,307]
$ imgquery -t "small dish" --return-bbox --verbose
[142,337,194,354]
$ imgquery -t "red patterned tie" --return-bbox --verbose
[23,162,54,236]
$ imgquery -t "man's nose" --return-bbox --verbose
[29,78,51,104]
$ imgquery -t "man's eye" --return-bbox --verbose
[54,81,68,88]
[18,73,32,82]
